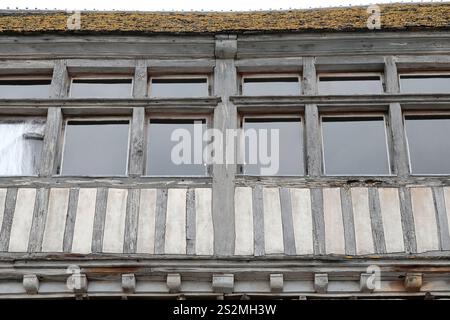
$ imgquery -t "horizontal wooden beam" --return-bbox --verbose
[231,94,450,107]
[0,177,212,189]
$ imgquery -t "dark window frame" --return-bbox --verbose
[317,72,385,95]
[240,73,302,96]
[148,75,211,98]
[68,76,134,98]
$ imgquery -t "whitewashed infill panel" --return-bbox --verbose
[0,189,7,232]
[41,188,70,252]
[8,189,36,252]
[290,188,313,255]
[263,188,284,254]
[71,188,97,254]
[137,189,156,254]
[410,188,439,253]
[443,187,450,245]
[195,188,213,255]
[378,188,405,253]
[165,189,187,254]
[102,189,128,253]
[234,187,254,256]
[351,187,375,255]
[323,188,345,255]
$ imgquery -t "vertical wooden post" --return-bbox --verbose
[39,60,68,177]
[385,56,410,177]
[303,57,322,177]
[128,60,147,176]
[212,35,237,256]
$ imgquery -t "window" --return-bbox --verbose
[70,78,133,98]
[243,118,304,176]
[242,76,301,96]
[0,79,51,98]
[405,115,450,174]
[318,74,384,95]
[400,74,450,93]
[0,118,46,176]
[321,116,391,175]
[147,119,207,176]
[60,120,130,176]
[150,77,209,98]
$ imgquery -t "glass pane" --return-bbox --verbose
[322,117,390,175]
[147,120,206,176]
[61,121,129,175]
[150,78,208,98]
[244,119,304,176]
[318,76,383,94]
[0,80,51,98]
[405,116,450,174]
[400,75,450,93]
[0,119,46,176]
[70,79,132,98]
[242,77,300,96]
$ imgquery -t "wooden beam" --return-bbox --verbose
[212,35,237,256]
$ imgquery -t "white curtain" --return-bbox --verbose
[0,120,45,176]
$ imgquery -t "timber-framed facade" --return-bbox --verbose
[0,3,450,299]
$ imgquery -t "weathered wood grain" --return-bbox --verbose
[442,187,450,251]
[263,188,284,254]
[351,188,375,255]
[368,187,386,254]
[378,188,405,253]
[212,45,237,256]
[410,188,439,253]
[91,187,108,253]
[128,107,146,177]
[103,189,128,254]
[323,188,345,255]
[279,188,296,255]
[399,188,417,254]
[0,189,7,233]
[432,187,450,251]
[8,189,35,252]
[42,188,70,252]
[340,188,356,255]
[388,103,410,177]
[252,186,265,256]
[304,104,322,177]
[71,188,97,254]
[290,188,313,255]
[165,189,187,255]
[234,187,253,256]
[63,188,79,253]
[39,107,63,177]
[136,189,156,254]
[28,188,49,252]
[0,188,18,252]
[124,189,140,254]
[154,189,168,255]
[195,188,213,256]
[310,188,325,255]
[186,189,196,255]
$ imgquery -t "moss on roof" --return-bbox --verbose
[0,2,448,34]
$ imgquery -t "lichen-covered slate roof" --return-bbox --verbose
[0,2,448,34]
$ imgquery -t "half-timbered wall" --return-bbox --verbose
[0,31,450,298]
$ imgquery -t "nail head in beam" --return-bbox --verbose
[212,274,234,294]
[23,274,39,295]
[270,274,284,293]
[404,273,423,292]
[122,274,136,294]
[314,273,328,294]
[167,273,182,293]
